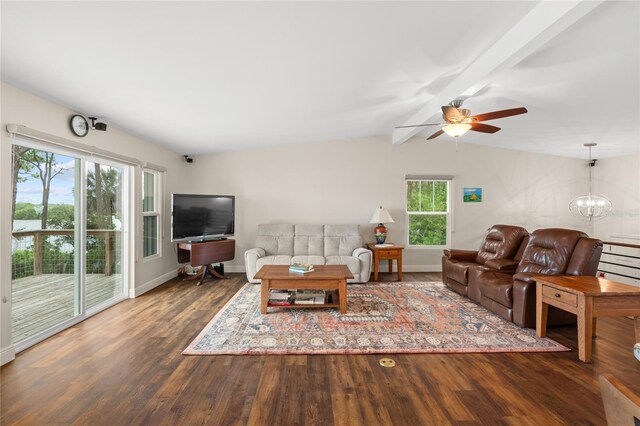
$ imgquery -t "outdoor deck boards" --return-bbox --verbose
[11,274,122,343]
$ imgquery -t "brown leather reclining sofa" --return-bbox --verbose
[442,225,603,328]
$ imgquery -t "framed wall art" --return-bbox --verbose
[463,188,482,203]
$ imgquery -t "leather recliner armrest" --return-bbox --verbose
[512,278,537,327]
[484,258,520,272]
[443,249,478,262]
[513,271,569,284]
[511,273,571,327]
[512,271,537,284]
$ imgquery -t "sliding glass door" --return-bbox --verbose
[11,139,129,349]
[85,161,125,310]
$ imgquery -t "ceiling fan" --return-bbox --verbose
[396,100,528,140]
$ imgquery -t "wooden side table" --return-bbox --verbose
[534,275,640,363]
[366,243,404,282]
[177,239,235,285]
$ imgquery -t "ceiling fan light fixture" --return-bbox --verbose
[443,123,471,138]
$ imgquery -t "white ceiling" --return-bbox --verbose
[1,1,638,159]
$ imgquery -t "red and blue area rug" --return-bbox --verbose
[183,281,568,355]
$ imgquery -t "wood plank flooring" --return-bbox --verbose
[2,272,639,425]
[11,274,123,343]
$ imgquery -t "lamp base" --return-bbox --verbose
[374,224,387,244]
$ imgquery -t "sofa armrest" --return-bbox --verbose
[513,272,538,284]
[245,247,266,258]
[513,271,563,284]
[443,249,478,262]
[485,258,519,272]
[244,248,266,282]
[511,277,538,327]
[353,247,373,282]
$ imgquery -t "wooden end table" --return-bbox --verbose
[367,243,404,281]
[254,265,353,314]
[534,275,640,362]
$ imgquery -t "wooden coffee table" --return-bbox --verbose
[255,265,353,314]
[535,275,640,362]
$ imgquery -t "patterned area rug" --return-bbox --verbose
[183,281,568,355]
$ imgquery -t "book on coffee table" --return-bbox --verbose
[289,263,314,273]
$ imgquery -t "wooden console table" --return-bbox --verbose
[535,275,640,362]
[366,243,404,281]
[177,239,235,285]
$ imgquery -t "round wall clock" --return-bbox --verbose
[70,114,89,137]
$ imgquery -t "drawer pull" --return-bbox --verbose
[555,293,561,298]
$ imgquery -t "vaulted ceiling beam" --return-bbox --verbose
[392,0,604,145]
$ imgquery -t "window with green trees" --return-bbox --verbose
[406,179,450,246]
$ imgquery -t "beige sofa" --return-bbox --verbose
[244,224,372,283]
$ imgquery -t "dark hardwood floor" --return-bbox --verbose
[2,272,639,425]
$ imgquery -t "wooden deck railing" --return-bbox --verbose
[12,229,121,276]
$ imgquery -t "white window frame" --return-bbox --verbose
[142,168,162,260]
[406,177,452,249]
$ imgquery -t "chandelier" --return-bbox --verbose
[569,143,612,221]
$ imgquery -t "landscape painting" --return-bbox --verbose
[463,188,482,203]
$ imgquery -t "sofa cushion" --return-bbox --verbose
[478,271,514,307]
[325,255,360,275]
[291,255,326,266]
[256,224,294,256]
[256,255,293,270]
[444,260,475,286]
[324,224,362,256]
[293,224,324,256]
[476,225,529,265]
[516,228,586,275]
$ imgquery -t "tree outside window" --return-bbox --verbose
[406,179,450,246]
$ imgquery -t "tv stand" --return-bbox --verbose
[177,239,235,285]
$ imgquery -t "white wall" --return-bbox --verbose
[182,135,591,271]
[0,82,185,364]
[593,153,640,241]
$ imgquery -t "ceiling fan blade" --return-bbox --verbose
[470,123,501,134]
[442,106,460,121]
[395,123,441,129]
[471,107,528,122]
[426,129,445,140]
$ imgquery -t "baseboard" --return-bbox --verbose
[1,344,15,366]
[225,265,248,273]
[131,270,178,298]
[205,265,442,274]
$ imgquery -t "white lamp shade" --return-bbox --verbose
[370,206,394,224]
[442,123,472,137]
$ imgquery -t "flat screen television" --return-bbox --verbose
[171,194,235,242]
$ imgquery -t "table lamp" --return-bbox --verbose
[369,206,394,244]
